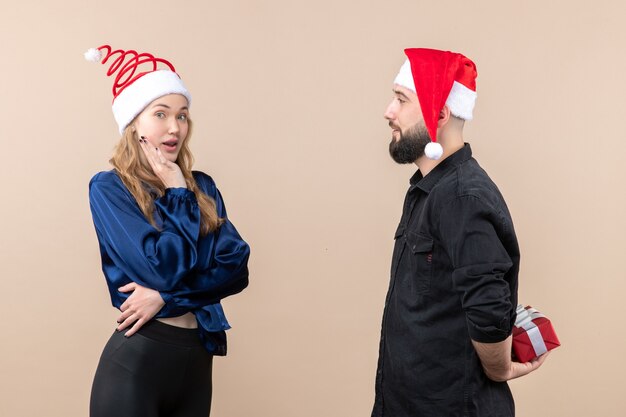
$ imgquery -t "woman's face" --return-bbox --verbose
[133,94,190,163]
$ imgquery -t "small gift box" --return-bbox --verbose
[512,305,560,363]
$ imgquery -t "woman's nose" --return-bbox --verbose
[168,118,180,134]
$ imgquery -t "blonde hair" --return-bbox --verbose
[110,118,223,235]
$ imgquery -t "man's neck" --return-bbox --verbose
[415,134,464,176]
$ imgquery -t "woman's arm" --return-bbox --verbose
[158,175,250,313]
[114,224,249,336]
[89,172,201,291]
[160,223,250,312]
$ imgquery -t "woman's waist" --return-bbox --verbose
[157,312,198,329]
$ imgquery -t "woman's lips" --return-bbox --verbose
[162,140,178,152]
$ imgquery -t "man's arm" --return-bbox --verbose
[437,195,550,381]
[472,336,549,382]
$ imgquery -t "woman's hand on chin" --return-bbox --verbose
[139,136,187,189]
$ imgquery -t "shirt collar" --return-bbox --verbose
[410,143,473,193]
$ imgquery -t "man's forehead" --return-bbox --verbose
[392,84,417,100]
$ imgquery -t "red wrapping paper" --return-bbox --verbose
[512,305,560,363]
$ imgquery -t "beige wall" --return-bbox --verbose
[1,1,624,416]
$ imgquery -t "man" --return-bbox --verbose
[372,48,548,417]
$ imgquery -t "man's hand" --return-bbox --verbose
[117,282,165,337]
[472,336,550,382]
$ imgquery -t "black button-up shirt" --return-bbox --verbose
[372,144,518,417]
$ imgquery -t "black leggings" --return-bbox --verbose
[90,320,213,417]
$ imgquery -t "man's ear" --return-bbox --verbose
[438,105,451,127]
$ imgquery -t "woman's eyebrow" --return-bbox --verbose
[150,104,189,111]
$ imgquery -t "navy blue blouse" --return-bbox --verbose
[89,170,250,355]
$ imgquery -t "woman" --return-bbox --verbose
[85,45,250,417]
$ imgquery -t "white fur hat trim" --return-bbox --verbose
[112,70,192,134]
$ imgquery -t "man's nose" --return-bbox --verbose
[383,101,395,120]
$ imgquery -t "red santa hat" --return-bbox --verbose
[84,45,192,134]
[393,48,477,160]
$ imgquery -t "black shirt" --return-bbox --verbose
[372,144,518,417]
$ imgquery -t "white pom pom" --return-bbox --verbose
[424,142,443,160]
[84,47,102,63]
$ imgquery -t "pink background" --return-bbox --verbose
[1,1,624,416]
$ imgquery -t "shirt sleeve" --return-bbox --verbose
[158,174,250,314]
[89,172,201,292]
[438,195,514,343]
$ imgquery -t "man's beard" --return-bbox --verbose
[388,122,431,164]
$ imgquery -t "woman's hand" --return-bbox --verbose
[117,282,165,337]
[139,136,187,189]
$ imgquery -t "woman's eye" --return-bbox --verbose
[155,112,166,119]
[177,114,188,121]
